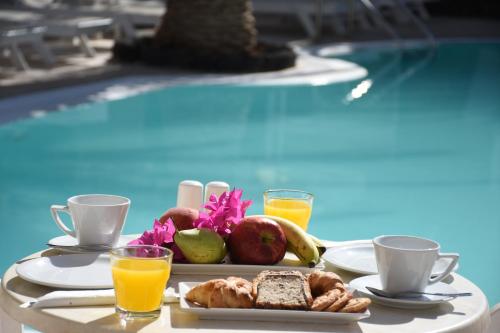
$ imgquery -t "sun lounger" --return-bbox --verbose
[0,7,114,58]
[0,25,55,70]
[15,0,164,43]
[98,1,163,43]
[42,16,113,57]
[251,0,397,39]
[252,0,433,42]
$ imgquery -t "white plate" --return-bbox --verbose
[47,234,139,253]
[179,282,370,323]
[349,275,456,309]
[16,253,112,289]
[323,241,459,276]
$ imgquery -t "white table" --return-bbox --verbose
[0,248,492,333]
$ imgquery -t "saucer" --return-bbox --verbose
[47,234,139,253]
[323,240,458,276]
[349,275,456,309]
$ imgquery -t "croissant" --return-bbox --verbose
[185,279,226,306]
[308,270,345,297]
[186,277,254,308]
[227,276,253,294]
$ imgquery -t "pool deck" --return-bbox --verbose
[1,16,500,100]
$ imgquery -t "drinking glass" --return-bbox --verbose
[110,245,172,319]
[263,189,314,231]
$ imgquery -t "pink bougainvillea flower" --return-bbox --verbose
[193,188,252,237]
[128,230,153,246]
[127,218,186,261]
[129,218,175,246]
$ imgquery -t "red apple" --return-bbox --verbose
[159,207,199,231]
[228,216,287,265]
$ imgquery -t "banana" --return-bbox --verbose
[308,234,327,256]
[277,227,326,256]
[249,214,320,267]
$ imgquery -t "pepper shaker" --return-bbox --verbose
[204,181,230,202]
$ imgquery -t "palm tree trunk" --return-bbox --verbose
[155,0,258,54]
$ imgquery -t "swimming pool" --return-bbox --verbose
[0,42,499,305]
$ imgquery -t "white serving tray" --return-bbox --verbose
[179,282,370,324]
[172,254,324,276]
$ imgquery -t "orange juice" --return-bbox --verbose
[264,198,312,230]
[112,258,171,313]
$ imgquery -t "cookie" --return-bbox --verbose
[311,288,342,311]
[339,298,371,313]
[334,282,346,292]
[324,291,352,312]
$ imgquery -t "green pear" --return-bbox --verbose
[174,228,227,264]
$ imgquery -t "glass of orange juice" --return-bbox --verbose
[263,189,314,231]
[110,245,172,319]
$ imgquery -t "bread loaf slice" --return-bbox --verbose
[252,270,313,310]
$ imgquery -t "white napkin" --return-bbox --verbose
[20,287,179,309]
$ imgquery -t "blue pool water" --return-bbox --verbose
[0,42,499,305]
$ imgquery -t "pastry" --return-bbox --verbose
[208,278,254,308]
[185,279,226,306]
[339,298,371,313]
[227,276,253,294]
[186,277,254,308]
[311,288,342,311]
[324,291,352,312]
[308,270,344,297]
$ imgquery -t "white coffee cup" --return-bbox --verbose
[50,194,130,246]
[373,235,459,293]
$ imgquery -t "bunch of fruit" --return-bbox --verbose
[160,207,325,267]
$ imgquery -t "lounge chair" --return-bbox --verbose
[0,25,55,70]
[42,15,114,57]
[252,0,434,43]
[0,7,114,58]
[251,0,401,39]
[15,0,164,43]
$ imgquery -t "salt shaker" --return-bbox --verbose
[204,181,230,202]
[176,180,204,210]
